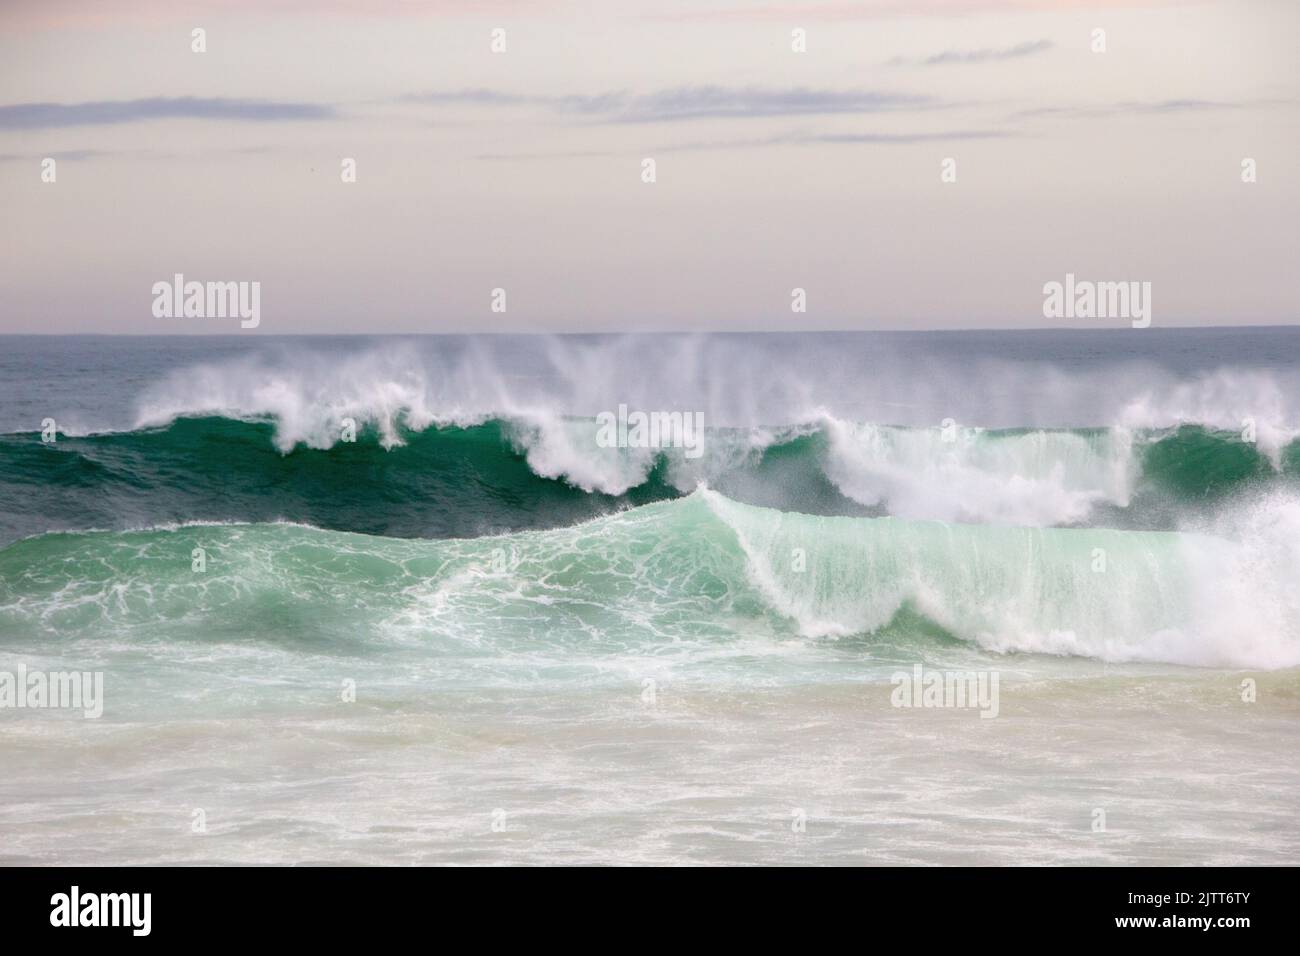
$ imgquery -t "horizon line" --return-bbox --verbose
[1,323,1297,337]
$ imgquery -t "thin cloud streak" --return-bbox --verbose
[891,39,1053,66]
[410,86,937,123]
[1013,99,1274,120]
[810,129,1014,143]
[0,97,338,129]
[474,127,1015,159]
[0,149,109,162]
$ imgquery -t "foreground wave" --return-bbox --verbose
[2,490,1296,671]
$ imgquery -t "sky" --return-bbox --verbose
[0,0,1297,333]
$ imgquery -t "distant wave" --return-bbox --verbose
[3,338,1299,545]
[117,335,1300,434]
[2,412,1296,546]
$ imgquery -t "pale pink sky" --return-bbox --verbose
[1,0,1296,332]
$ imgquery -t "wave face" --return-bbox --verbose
[5,332,1298,542]
[2,492,1296,687]
[3,332,1300,677]
[2,413,1296,545]
[0,416,679,544]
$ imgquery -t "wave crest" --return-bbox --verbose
[4,491,1297,671]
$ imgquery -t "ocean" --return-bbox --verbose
[1,329,1298,865]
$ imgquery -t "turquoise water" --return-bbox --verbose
[1,331,1298,864]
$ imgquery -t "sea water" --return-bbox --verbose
[1,330,1297,864]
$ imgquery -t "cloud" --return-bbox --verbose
[410,86,936,123]
[891,39,1053,66]
[0,149,109,163]
[1014,99,1259,120]
[808,129,1014,144]
[0,97,338,130]
[0,146,286,165]
[658,128,1013,151]
[474,127,1014,159]
[612,87,933,122]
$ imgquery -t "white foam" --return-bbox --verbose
[127,340,1299,522]
[818,414,1135,526]
[700,488,1300,670]
[1115,368,1298,465]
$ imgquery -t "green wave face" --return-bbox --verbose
[1,416,1296,547]
[1138,424,1299,496]
[3,492,1293,722]
[0,416,680,545]
[0,496,749,656]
